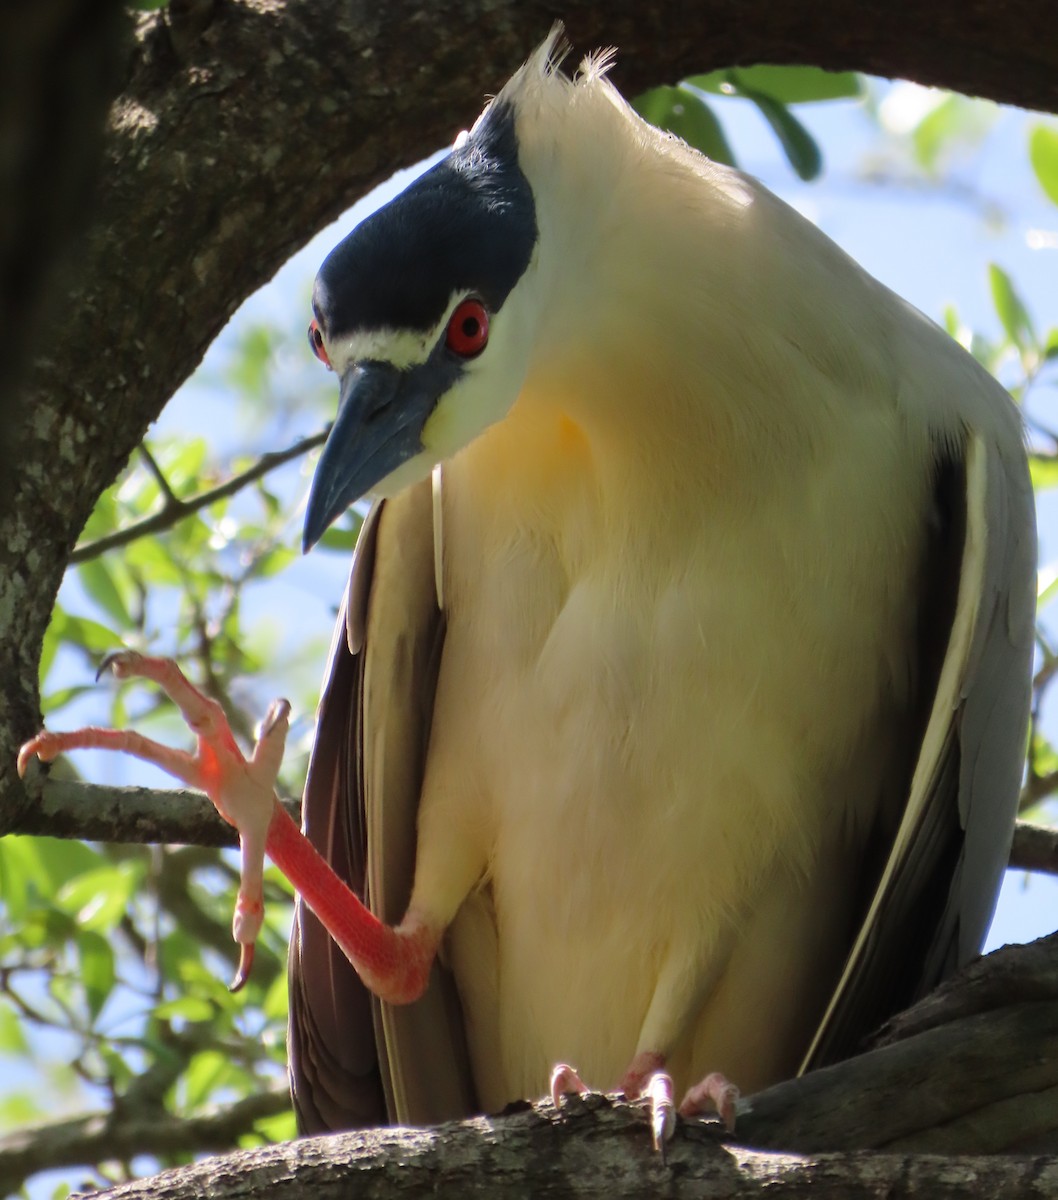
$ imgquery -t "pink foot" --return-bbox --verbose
[550,1063,590,1107]
[619,1051,739,1148]
[19,651,288,991]
[550,1060,673,1153]
[18,651,439,1000]
[620,1049,667,1100]
[679,1070,740,1132]
[646,1073,676,1153]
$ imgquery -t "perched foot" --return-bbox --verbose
[549,1054,679,1154]
[619,1051,739,1151]
[647,1074,676,1155]
[18,651,440,1002]
[18,651,289,991]
[550,1063,590,1107]
[679,1071,740,1132]
[620,1051,675,1152]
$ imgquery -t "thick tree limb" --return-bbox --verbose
[53,1099,1058,1200]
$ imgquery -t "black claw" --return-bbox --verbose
[96,653,121,682]
[229,943,254,993]
[95,650,132,682]
[260,698,291,738]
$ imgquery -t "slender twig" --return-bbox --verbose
[137,444,180,507]
[13,773,299,846]
[69,428,328,564]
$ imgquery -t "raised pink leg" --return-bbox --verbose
[18,651,438,996]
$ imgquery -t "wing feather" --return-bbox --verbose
[803,427,1035,1070]
[288,486,475,1130]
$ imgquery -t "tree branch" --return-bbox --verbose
[42,1098,1058,1200]
[70,428,329,564]
[1010,821,1058,876]
[0,1086,291,1199]
[10,772,298,846]
[15,768,1055,889]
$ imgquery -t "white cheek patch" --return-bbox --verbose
[326,291,476,374]
[328,328,434,372]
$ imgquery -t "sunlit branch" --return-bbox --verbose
[69,428,329,565]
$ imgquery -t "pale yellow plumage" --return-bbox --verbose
[288,32,1035,1130]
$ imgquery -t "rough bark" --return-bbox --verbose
[51,1098,1058,1200]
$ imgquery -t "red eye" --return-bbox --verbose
[308,319,331,368]
[445,299,489,357]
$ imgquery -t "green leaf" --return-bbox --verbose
[41,606,123,682]
[56,862,142,933]
[228,325,280,399]
[254,1109,297,1143]
[2,838,106,922]
[181,1049,236,1111]
[123,536,186,585]
[247,546,296,580]
[76,931,116,1020]
[988,263,1036,353]
[98,1042,134,1091]
[0,1003,28,1054]
[163,437,209,492]
[77,558,133,628]
[317,523,360,552]
[742,88,822,180]
[1029,124,1058,207]
[911,94,961,172]
[48,609,125,658]
[40,682,98,717]
[154,996,216,1023]
[262,970,290,1023]
[81,489,120,541]
[688,65,862,104]
[0,1092,42,1125]
[633,86,736,166]
[1031,731,1058,777]
[1030,455,1058,491]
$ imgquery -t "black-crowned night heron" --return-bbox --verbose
[20,27,1036,1145]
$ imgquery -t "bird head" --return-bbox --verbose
[300,35,582,551]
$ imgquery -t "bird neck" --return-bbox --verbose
[507,80,821,508]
